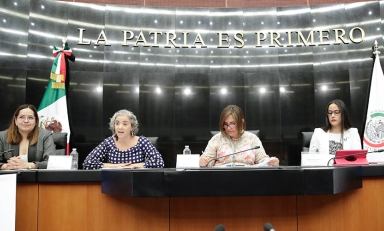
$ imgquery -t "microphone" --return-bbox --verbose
[0,149,15,155]
[326,149,384,166]
[263,222,276,231]
[214,224,226,231]
[205,146,260,167]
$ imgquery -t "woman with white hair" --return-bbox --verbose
[83,109,164,169]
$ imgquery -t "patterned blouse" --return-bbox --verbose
[200,131,269,166]
[83,136,164,169]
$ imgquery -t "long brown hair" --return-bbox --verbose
[219,105,246,136]
[6,104,40,145]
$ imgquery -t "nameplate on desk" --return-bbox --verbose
[367,152,384,163]
[176,154,200,168]
[301,152,334,166]
[47,155,72,170]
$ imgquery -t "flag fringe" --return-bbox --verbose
[52,82,65,89]
[50,73,64,82]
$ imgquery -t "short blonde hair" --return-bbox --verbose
[219,105,245,136]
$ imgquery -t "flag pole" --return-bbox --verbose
[362,40,384,151]
[361,41,378,141]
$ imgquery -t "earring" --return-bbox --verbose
[130,130,135,136]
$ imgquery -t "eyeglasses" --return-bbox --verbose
[17,115,36,121]
[223,122,236,129]
[327,110,341,115]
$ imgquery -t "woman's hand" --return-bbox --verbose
[199,156,212,166]
[103,162,145,169]
[267,157,279,166]
[7,156,28,170]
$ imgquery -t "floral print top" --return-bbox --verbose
[201,131,269,166]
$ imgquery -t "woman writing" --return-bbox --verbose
[199,105,279,167]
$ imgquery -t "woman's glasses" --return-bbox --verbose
[17,115,36,121]
[223,122,236,128]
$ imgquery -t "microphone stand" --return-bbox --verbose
[205,146,260,167]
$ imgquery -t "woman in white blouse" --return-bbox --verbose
[199,105,279,167]
[309,99,362,155]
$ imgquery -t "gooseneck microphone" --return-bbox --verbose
[214,224,226,231]
[0,149,15,155]
[205,146,260,167]
[326,149,384,166]
[263,222,276,231]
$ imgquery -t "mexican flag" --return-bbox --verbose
[363,44,384,151]
[38,44,73,155]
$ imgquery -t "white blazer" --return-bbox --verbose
[309,128,362,154]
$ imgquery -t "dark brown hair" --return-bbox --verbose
[219,105,246,136]
[6,104,39,145]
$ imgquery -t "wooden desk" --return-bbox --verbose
[14,166,384,231]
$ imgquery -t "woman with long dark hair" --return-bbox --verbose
[309,99,362,155]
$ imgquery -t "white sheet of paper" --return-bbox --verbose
[367,152,384,163]
[47,155,73,170]
[0,173,17,231]
[301,152,334,166]
[176,154,200,168]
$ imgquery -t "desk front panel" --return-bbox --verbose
[170,196,297,231]
[297,177,384,231]
[37,183,169,231]
[16,184,38,231]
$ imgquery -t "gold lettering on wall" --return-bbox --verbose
[297,31,315,46]
[269,32,282,47]
[122,30,134,46]
[165,32,179,48]
[149,32,163,47]
[349,27,365,43]
[234,32,244,48]
[77,27,366,48]
[191,33,207,48]
[255,32,267,47]
[77,28,91,45]
[217,32,230,48]
[333,29,348,44]
[94,30,111,46]
[133,31,149,47]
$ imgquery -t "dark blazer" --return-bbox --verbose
[0,128,55,169]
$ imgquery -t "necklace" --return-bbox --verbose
[231,137,239,141]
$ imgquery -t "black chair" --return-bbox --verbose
[210,130,260,137]
[51,132,68,155]
[146,137,158,148]
[301,132,314,151]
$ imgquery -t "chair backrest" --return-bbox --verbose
[302,132,314,151]
[146,137,158,148]
[210,130,260,137]
[52,132,68,155]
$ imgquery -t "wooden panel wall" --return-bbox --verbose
[16,177,384,231]
[16,184,38,231]
[37,183,169,231]
[297,177,384,230]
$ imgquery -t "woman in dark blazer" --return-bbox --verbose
[0,104,55,170]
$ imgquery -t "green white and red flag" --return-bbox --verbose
[38,42,72,155]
